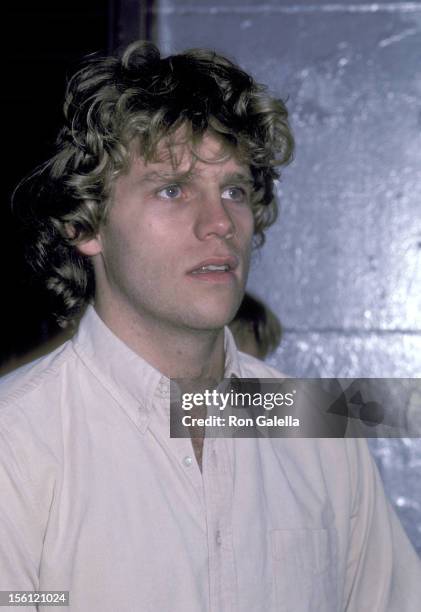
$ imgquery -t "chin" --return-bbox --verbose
[176,286,244,329]
[185,301,241,331]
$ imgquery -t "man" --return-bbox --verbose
[0,41,420,611]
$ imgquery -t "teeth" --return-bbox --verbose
[203,264,229,271]
[193,264,229,273]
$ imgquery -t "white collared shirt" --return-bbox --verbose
[0,306,420,611]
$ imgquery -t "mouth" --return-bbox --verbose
[187,255,239,282]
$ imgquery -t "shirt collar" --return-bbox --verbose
[72,305,243,433]
[223,325,243,378]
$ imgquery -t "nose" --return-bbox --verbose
[194,190,235,241]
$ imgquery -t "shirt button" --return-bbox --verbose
[215,530,222,546]
[158,378,170,396]
[183,456,193,467]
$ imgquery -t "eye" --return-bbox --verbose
[157,184,183,199]
[221,186,248,203]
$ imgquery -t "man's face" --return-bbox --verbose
[89,132,255,334]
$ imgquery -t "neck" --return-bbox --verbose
[94,301,226,381]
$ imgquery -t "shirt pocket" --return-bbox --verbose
[270,528,338,612]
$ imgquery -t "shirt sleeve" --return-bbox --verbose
[0,422,43,608]
[344,438,421,611]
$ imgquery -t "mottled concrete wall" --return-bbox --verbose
[122,0,421,553]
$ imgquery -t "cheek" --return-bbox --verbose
[102,216,176,275]
[235,208,255,243]
[100,220,145,279]
[102,209,148,252]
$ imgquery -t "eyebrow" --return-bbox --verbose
[137,170,195,185]
[137,169,254,187]
[220,172,254,187]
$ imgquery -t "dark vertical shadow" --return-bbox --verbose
[0,1,111,372]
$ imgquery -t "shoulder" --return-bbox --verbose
[0,346,76,538]
[0,340,88,504]
[0,341,76,408]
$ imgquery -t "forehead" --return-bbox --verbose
[129,131,250,179]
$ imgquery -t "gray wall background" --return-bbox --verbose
[119,0,421,554]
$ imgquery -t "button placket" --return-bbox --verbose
[202,438,237,611]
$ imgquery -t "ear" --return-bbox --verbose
[75,236,103,257]
[64,222,103,257]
